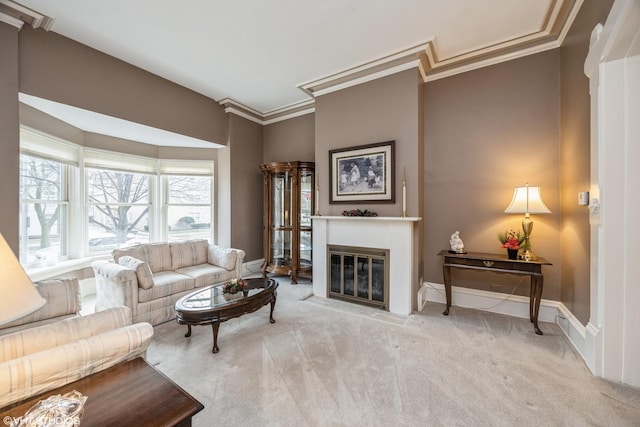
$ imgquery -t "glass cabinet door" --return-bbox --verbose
[270,171,292,267]
[299,170,313,268]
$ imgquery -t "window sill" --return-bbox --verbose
[27,255,111,282]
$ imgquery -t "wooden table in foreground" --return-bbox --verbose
[0,357,204,427]
[438,250,552,335]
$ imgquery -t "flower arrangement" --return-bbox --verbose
[222,278,246,294]
[341,209,378,217]
[498,229,525,250]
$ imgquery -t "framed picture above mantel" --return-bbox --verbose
[329,140,395,204]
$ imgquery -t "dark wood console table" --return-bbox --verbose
[0,358,204,426]
[438,250,552,335]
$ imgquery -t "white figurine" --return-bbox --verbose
[450,231,465,253]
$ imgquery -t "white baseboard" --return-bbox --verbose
[420,282,588,360]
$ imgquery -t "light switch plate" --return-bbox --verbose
[578,191,589,206]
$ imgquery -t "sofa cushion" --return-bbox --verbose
[177,263,233,288]
[113,243,172,273]
[208,246,237,271]
[170,240,209,270]
[0,278,81,331]
[118,256,154,290]
[138,271,195,303]
[112,245,145,265]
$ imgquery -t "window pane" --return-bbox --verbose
[167,206,211,242]
[87,168,150,252]
[88,205,149,252]
[168,176,210,204]
[20,155,64,200]
[167,175,212,242]
[19,154,68,266]
[87,169,149,204]
[19,203,67,265]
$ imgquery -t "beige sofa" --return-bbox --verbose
[91,240,245,326]
[0,278,81,336]
[0,305,153,408]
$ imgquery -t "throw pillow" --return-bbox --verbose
[118,256,155,289]
[207,246,237,271]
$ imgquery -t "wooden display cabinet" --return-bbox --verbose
[260,161,314,284]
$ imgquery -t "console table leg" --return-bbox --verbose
[532,276,544,335]
[442,264,452,315]
[529,281,535,322]
[211,322,220,353]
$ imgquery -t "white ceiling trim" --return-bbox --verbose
[426,39,561,82]
[298,0,581,101]
[220,98,316,126]
[0,0,53,30]
[263,107,315,126]
[309,59,424,98]
[0,10,23,28]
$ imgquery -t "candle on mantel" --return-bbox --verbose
[402,167,407,216]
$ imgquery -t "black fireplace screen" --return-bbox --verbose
[328,245,389,309]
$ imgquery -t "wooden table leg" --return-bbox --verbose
[529,280,535,322]
[211,321,220,353]
[532,275,544,335]
[269,297,276,324]
[442,262,452,315]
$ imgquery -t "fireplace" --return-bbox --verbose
[312,216,420,316]
[328,245,389,309]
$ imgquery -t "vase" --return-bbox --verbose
[223,292,242,301]
[507,249,518,260]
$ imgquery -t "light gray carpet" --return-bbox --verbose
[146,276,640,426]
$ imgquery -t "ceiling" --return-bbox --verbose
[7,0,581,117]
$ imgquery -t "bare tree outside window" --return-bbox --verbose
[19,155,68,264]
[87,169,150,251]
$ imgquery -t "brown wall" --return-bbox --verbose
[315,69,424,218]
[424,50,562,299]
[18,27,226,145]
[559,0,614,324]
[263,113,315,163]
[228,114,264,261]
[0,23,20,253]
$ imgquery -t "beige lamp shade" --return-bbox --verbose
[504,185,551,215]
[0,233,46,325]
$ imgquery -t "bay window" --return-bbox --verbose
[19,127,215,268]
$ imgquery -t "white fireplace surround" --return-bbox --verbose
[312,216,421,316]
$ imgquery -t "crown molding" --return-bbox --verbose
[298,0,581,93]
[0,0,54,30]
[0,10,22,28]
[219,98,315,125]
[236,0,581,119]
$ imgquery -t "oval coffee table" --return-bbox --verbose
[174,277,278,353]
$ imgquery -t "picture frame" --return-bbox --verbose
[329,140,395,204]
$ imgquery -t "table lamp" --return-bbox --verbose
[0,233,46,326]
[504,184,551,260]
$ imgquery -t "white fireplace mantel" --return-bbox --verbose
[311,216,421,316]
